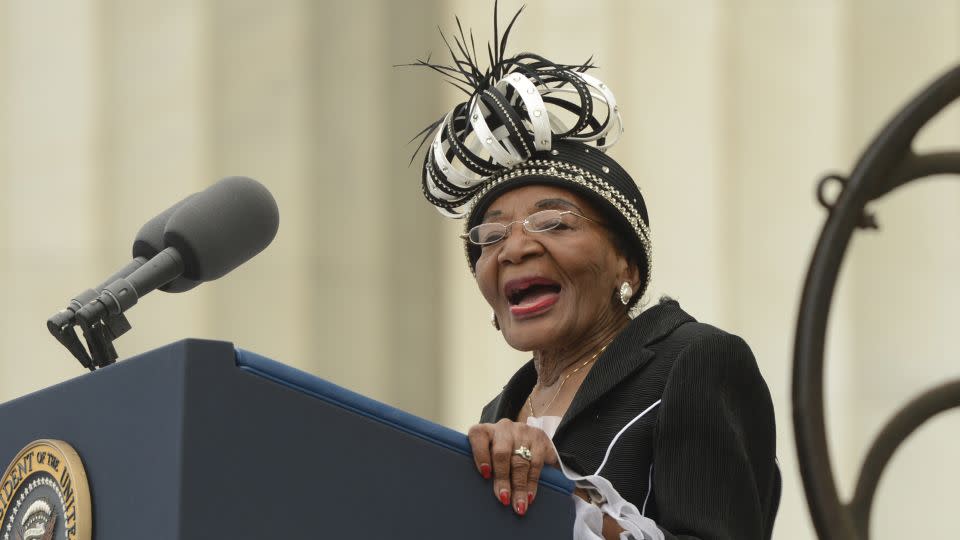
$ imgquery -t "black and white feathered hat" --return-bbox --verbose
[411,3,653,300]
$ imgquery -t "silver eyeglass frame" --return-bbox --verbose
[460,209,599,247]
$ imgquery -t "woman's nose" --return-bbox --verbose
[497,222,543,264]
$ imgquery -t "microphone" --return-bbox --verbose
[46,192,203,370]
[163,175,280,281]
[76,176,279,323]
[46,193,200,335]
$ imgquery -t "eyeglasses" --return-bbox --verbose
[461,209,599,246]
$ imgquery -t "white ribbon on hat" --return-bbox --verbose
[422,68,625,218]
[431,113,484,190]
[496,73,553,152]
[542,72,623,150]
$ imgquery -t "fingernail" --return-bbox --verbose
[528,492,534,504]
[480,464,491,479]
[499,490,510,506]
[516,500,527,516]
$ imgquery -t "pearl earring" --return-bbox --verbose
[490,311,500,330]
[619,282,633,305]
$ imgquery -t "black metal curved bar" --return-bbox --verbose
[848,380,960,535]
[794,62,960,540]
[886,151,960,195]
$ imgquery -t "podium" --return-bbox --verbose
[0,340,574,539]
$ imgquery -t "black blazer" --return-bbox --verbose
[480,299,780,540]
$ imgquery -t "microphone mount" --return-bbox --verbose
[46,260,147,371]
[68,247,186,370]
[47,306,132,371]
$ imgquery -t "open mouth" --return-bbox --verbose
[504,277,562,317]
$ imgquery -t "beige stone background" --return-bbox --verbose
[1,0,959,538]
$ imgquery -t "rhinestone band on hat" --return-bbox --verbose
[481,89,534,158]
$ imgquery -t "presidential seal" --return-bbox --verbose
[0,440,90,540]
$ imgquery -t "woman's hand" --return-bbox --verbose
[467,419,558,516]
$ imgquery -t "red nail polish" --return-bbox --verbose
[516,500,527,516]
[480,464,491,479]
[499,490,510,506]
[527,492,534,504]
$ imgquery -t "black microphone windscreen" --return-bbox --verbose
[132,193,201,293]
[162,176,279,281]
[132,197,185,259]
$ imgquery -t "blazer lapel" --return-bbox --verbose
[555,343,654,436]
[555,300,693,437]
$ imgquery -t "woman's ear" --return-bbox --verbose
[615,253,642,295]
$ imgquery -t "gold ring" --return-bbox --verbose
[513,445,532,461]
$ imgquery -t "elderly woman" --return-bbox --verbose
[414,8,779,539]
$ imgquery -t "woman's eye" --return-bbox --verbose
[482,231,505,243]
[533,222,570,233]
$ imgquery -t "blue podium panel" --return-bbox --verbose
[0,340,575,539]
[0,341,192,539]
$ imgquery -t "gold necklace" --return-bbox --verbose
[527,343,609,417]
